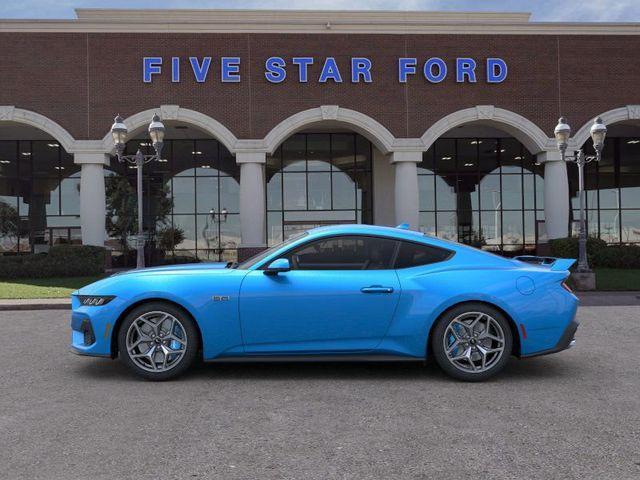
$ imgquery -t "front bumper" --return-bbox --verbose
[521,318,579,358]
[70,296,121,358]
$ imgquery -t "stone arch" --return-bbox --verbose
[263,106,397,155]
[0,106,76,153]
[572,105,640,148]
[100,105,239,154]
[420,105,553,154]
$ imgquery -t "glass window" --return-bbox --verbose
[285,235,397,270]
[394,241,452,269]
[266,133,373,245]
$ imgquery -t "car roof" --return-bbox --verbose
[307,224,450,247]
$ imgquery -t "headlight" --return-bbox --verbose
[77,295,115,306]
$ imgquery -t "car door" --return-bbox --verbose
[239,235,401,354]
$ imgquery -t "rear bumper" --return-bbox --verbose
[521,319,579,358]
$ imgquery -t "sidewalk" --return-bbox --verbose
[1,292,639,311]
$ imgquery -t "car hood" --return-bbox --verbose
[74,262,235,296]
[111,262,229,276]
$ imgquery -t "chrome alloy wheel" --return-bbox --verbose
[443,312,506,373]
[125,311,188,373]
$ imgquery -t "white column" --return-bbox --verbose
[75,152,109,246]
[391,151,421,230]
[237,151,266,248]
[539,151,569,239]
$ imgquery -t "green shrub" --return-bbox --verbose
[550,237,640,269]
[549,236,607,264]
[592,245,640,269]
[0,245,106,279]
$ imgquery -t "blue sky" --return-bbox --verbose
[1,0,638,22]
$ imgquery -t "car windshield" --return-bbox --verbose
[236,232,308,269]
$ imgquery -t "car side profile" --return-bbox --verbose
[70,224,579,381]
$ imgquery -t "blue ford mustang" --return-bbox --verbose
[71,224,579,381]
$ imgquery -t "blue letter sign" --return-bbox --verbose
[487,58,508,83]
[143,57,162,83]
[265,57,287,83]
[189,57,211,83]
[143,56,508,84]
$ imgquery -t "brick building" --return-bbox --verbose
[1,9,639,262]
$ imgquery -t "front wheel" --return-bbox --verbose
[117,302,199,381]
[431,303,512,382]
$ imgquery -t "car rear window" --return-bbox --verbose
[394,241,453,269]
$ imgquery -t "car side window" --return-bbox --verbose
[394,241,453,269]
[284,235,398,270]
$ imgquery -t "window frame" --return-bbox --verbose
[258,233,454,271]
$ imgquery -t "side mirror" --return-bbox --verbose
[264,258,291,275]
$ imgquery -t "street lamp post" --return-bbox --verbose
[110,114,166,269]
[554,116,607,273]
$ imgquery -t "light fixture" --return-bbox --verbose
[54,166,65,170]
[110,115,128,154]
[464,163,474,167]
[209,207,229,223]
[0,160,10,164]
[627,139,640,144]
[200,164,211,169]
[109,112,166,269]
[470,140,483,145]
[590,116,607,154]
[514,156,523,160]
[192,151,203,155]
[158,158,168,163]
[552,114,607,274]
[21,152,31,156]
[441,156,453,160]
[554,117,571,153]
[47,143,59,148]
[148,113,165,156]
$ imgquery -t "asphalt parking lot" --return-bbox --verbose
[1,306,639,480]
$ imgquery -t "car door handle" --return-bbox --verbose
[360,285,394,294]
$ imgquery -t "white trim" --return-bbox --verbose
[100,105,239,154]
[571,105,640,148]
[2,10,640,35]
[263,106,397,155]
[0,106,76,153]
[421,105,553,154]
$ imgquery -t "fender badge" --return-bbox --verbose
[212,295,230,301]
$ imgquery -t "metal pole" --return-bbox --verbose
[576,150,590,272]
[135,150,145,269]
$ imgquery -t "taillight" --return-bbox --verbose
[561,281,573,294]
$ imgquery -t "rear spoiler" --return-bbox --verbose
[514,256,576,272]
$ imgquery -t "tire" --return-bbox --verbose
[431,303,513,382]
[117,302,199,381]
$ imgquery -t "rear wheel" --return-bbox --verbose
[431,303,512,382]
[117,302,198,381]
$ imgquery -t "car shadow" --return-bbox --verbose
[72,355,575,383]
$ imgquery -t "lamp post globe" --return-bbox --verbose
[110,115,128,155]
[590,116,607,155]
[554,117,571,155]
[148,113,166,157]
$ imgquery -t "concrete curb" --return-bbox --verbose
[0,299,71,311]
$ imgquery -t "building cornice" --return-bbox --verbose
[0,9,639,35]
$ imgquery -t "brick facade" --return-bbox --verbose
[1,32,639,142]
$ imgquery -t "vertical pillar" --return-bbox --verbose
[539,151,569,239]
[391,151,421,230]
[237,151,266,261]
[75,152,109,246]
